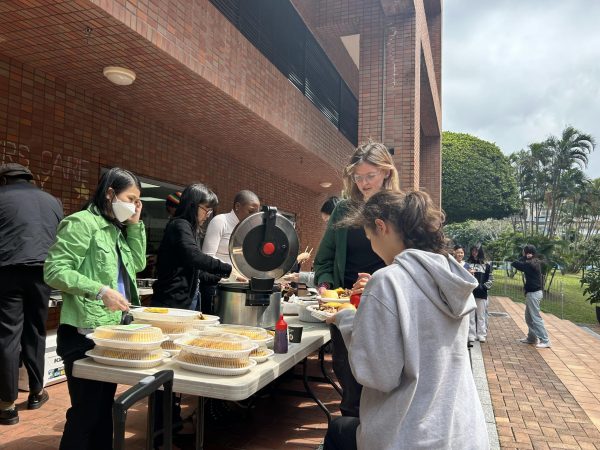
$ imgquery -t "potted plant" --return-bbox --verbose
[580,235,600,324]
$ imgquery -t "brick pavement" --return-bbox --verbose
[485,297,600,449]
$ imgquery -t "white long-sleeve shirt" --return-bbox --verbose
[201,210,239,265]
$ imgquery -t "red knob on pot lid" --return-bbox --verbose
[262,242,275,256]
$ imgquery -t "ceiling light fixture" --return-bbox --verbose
[103,66,136,86]
[320,182,332,188]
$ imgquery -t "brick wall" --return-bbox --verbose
[0,55,331,328]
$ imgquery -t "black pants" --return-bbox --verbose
[330,324,362,417]
[323,416,360,450]
[0,265,50,402]
[57,325,117,450]
[200,283,217,314]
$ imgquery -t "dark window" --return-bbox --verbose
[210,0,358,146]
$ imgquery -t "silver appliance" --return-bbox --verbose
[214,206,299,328]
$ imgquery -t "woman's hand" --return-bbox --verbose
[101,288,130,311]
[128,200,143,224]
[282,273,300,283]
[325,314,337,324]
[352,272,372,295]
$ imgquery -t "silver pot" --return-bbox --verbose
[214,282,281,328]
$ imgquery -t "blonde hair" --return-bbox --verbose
[342,141,400,202]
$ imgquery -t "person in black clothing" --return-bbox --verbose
[0,163,63,425]
[151,183,232,309]
[467,246,493,343]
[512,245,551,348]
[150,183,232,439]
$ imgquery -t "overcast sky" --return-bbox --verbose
[442,0,600,178]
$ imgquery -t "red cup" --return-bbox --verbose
[350,294,361,308]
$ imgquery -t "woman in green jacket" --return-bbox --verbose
[313,141,400,417]
[44,168,146,450]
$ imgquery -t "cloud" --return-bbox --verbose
[442,0,600,177]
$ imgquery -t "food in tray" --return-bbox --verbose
[321,288,352,300]
[94,348,163,360]
[216,324,268,341]
[179,351,251,369]
[318,302,356,314]
[250,346,270,357]
[161,340,181,350]
[93,324,164,342]
[134,320,192,335]
[187,335,246,351]
[145,307,169,314]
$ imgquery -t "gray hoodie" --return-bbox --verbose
[335,249,489,450]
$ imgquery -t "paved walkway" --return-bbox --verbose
[2,297,600,449]
[485,297,600,449]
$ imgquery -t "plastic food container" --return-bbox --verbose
[129,307,201,323]
[306,304,334,322]
[297,300,321,323]
[175,350,256,375]
[250,347,274,363]
[174,332,258,359]
[87,325,166,349]
[85,349,166,368]
[213,324,269,341]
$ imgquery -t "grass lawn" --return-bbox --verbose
[489,270,598,324]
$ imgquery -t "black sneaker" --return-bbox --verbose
[0,407,19,425]
[27,389,49,410]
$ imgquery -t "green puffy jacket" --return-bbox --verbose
[44,207,147,329]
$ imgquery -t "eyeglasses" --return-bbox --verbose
[199,206,213,218]
[352,171,380,184]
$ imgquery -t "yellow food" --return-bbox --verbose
[217,325,268,341]
[188,337,244,351]
[323,302,342,308]
[179,351,250,368]
[96,348,162,360]
[161,341,181,350]
[94,325,164,342]
[145,307,168,314]
[250,346,270,357]
[321,290,339,299]
[338,303,356,311]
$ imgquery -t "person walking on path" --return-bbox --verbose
[512,244,551,349]
[0,163,63,426]
[44,167,146,449]
[467,246,493,343]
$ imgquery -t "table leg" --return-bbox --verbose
[301,358,332,423]
[319,345,343,397]
[195,396,205,450]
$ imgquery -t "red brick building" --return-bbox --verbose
[0,0,441,283]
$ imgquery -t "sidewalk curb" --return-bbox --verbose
[471,341,500,450]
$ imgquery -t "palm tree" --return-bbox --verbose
[543,126,595,238]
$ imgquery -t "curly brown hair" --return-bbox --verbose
[339,190,448,255]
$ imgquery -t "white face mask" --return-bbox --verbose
[112,199,136,223]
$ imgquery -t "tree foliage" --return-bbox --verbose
[510,126,597,239]
[442,132,519,223]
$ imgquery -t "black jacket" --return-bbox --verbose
[468,261,493,299]
[0,181,63,267]
[151,218,232,309]
[512,257,543,293]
